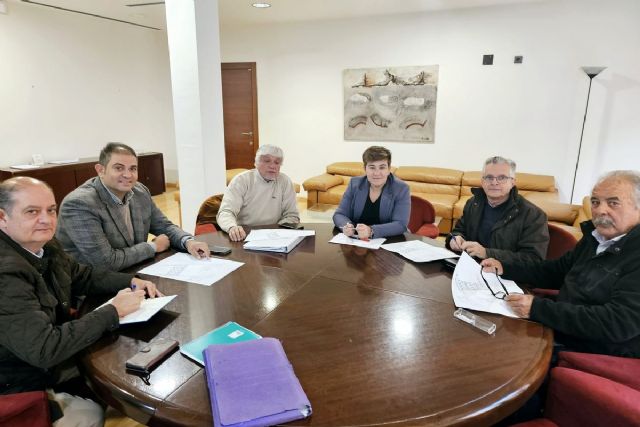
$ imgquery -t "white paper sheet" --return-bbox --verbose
[329,233,386,249]
[10,164,40,170]
[245,229,315,241]
[243,235,305,253]
[48,159,79,164]
[381,240,459,263]
[137,253,244,286]
[98,295,177,324]
[451,252,524,318]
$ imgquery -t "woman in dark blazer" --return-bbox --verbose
[333,146,410,239]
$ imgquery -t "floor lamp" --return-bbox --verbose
[570,66,606,203]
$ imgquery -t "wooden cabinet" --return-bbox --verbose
[0,152,166,202]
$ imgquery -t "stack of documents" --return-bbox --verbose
[382,240,459,262]
[204,338,312,427]
[180,321,260,365]
[243,229,315,254]
[451,252,524,317]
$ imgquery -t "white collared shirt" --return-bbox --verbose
[591,229,626,255]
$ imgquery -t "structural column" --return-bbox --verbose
[165,0,226,233]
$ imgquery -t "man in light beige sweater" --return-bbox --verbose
[217,145,300,241]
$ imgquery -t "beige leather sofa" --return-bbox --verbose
[303,163,562,235]
[535,196,592,240]
[394,167,463,234]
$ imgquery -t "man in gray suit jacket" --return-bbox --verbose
[56,143,209,271]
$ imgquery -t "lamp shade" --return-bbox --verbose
[581,66,607,79]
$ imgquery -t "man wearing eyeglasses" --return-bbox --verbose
[446,156,549,264]
[482,170,640,357]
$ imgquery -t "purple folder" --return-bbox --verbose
[203,338,312,427]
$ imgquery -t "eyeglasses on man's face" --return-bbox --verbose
[480,265,510,300]
[482,175,513,183]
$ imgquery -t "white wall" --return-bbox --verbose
[0,1,178,180]
[220,0,640,203]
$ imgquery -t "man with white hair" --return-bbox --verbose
[482,170,640,357]
[217,145,300,241]
[446,155,549,264]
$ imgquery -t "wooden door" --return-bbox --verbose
[221,62,259,169]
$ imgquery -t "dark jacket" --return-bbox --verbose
[0,231,132,394]
[504,221,640,358]
[333,174,411,238]
[446,187,549,264]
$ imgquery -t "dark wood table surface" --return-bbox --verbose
[80,223,552,427]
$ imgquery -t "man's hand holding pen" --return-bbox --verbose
[449,234,487,259]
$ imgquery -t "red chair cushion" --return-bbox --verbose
[194,223,217,236]
[558,351,640,391]
[546,223,578,260]
[415,223,439,238]
[0,391,51,427]
[544,367,640,427]
[408,196,437,235]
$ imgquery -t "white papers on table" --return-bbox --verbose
[329,233,386,249]
[245,229,315,241]
[243,229,314,253]
[98,295,177,324]
[10,164,40,170]
[137,253,244,286]
[451,252,524,318]
[381,240,459,263]
[48,159,79,164]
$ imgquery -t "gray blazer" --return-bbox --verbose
[56,177,191,271]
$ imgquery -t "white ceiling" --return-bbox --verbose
[14,0,546,30]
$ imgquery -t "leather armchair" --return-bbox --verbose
[511,353,640,427]
[407,195,439,238]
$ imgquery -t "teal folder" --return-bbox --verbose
[180,321,261,365]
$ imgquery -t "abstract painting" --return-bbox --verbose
[343,65,438,143]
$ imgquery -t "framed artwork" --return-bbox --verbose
[343,65,438,143]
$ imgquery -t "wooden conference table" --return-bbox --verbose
[81,223,552,427]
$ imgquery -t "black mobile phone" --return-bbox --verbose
[125,338,179,375]
[209,245,232,256]
[279,222,304,230]
[442,258,459,271]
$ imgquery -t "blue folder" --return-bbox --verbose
[204,338,312,427]
[180,321,261,365]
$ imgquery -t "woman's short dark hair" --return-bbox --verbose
[362,146,392,166]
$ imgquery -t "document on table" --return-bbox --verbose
[245,229,315,241]
[451,252,524,318]
[97,295,177,324]
[138,253,244,286]
[243,229,315,253]
[329,233,386,249]
[381,240,459,263]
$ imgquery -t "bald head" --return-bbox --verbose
[0,177,57,252]
[0,177,54,213]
